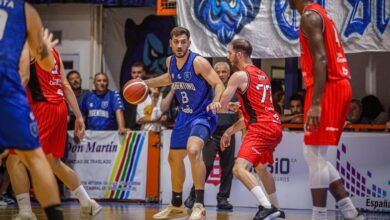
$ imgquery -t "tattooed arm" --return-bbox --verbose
[24,2,58,72]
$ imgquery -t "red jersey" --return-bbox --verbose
[236,65,281,127]
[27,48,64,104]
[299,3,351,88]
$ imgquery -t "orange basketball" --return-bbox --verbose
[123,79,149,104]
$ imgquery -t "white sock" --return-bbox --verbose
[337,197,358,218]
[72,185,91,206]
[16,193,32,215]
[268,192,280,208]
[250,186,272,208]
[312,206,327,220]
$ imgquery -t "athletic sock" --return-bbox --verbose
[16,193,33,215]
[268,192,280,209]
[312,206,327,220]
[72,185,91,206]
[171,191,182,207]
[337,197,359,218]
[250,186,271,208]
[195,189,204,205]
[44,204,64,220]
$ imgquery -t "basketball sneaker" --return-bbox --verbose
[12,212,37,220]
[79,199,103,220]
[189,203,206,220]
[153,203,187,219]
[253,205,281,220]
[345,213,365,220]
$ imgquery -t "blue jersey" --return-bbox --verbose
[0,0,27,96]
[0,1,40,150]
[81,90,125,130]
[169,51,216,126]
[169,51,217,148]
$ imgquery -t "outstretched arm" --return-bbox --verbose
[25,2,58,72]
[301,10,327,131]
[220,71,247,112]
[60,57,85,140]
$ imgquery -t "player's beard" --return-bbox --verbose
[175,47,189,58]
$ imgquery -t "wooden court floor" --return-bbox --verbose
[0,201,389,220]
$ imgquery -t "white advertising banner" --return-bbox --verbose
[65,130,148,200]
[178,0,390,58]
[160,130,390,211]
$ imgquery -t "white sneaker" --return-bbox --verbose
[79,199,103,220]
[12,213,37,220]
[153,203,187,219]
[189,203,206,220]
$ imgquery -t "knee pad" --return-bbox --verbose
[327,161,341,183]
[303,145,330,188]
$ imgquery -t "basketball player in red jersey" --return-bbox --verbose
[219,39,283,220]
[7,47,102,220]
[289,1,364,219]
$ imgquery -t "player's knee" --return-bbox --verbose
[187,146,201,160]
[232,163,244,178]
[47,156,61,172]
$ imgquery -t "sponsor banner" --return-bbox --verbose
[336,133,390,212]
[160,130,390,210]
[178,0,390,58]
[65,130,148,200]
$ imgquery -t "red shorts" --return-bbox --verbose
[10,101,68,158]
[304,79,352,146]
[237,122,282,167]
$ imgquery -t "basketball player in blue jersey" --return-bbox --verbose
[143,27,225,220]
[0,1,63,219]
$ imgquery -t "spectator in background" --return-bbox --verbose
[123,62,147,130]
[82,72,128,133]
[282,93,304,124]
[271,81,284,115]
[360,95,389,124]
[67,70,90,130]
[136,88,165,132]
[346,99,363,124]
[177,62,237,210]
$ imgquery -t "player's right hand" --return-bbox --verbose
[41,28,59,52]
[207,101,221,114]
[74,116,85,143]
[220,133,231,151]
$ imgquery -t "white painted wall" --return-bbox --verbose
[35,4,100,91]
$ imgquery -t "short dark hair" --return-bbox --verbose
[170,27,190,39]
[290,93,304,105]
[131,62,145,70]
[230,38,253,57]
[66,70,80,81]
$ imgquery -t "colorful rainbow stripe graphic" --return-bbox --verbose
[104,132,146,199]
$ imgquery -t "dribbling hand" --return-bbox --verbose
[206,101,221,114]
[305,104,321,132]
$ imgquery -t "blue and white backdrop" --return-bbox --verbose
[178,0,390,58]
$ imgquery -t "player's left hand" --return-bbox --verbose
[305,104,321,132]
[118,127,130,135]
[220,133,231,151]
[207,101,221,114]
[74,117,85,143]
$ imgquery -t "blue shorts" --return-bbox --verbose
[170,116,216,149]
[0,92,40,150]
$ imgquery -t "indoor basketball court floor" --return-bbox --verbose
[0,201,389,219]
